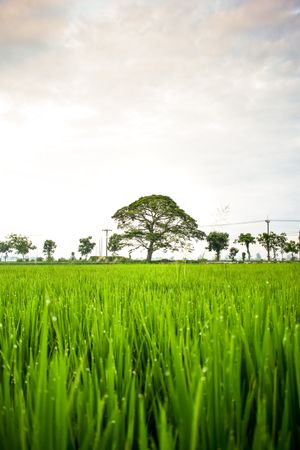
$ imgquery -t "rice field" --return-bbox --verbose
[0,263,299,450]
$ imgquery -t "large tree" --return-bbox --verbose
[111,194,205,261]
[235,233,256,261]
[206,231,229,261]
[43,240,57,261]
[7,233,36,260]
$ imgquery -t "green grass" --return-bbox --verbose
[0,264,299,449]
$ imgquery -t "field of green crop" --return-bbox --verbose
[0,264,299,449]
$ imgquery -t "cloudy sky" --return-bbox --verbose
[0,0,299,259]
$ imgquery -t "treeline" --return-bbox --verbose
[206,231,299,262]
[0,234,96,262]
[0,231,298,263]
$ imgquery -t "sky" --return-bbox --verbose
[0,0,299,259]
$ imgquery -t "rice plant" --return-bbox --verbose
[0,263,299,449]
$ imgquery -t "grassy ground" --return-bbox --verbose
[0,264,299,449]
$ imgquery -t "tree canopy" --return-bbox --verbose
[7,234,36,260]
[0,241,12,262]
[78,236,96,259]
[43,240,57,261]
[110,194,205,261]
[206,231,229,261]
[284,240,299,259]
[235,233,256,261]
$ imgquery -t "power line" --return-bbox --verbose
[199,219,300,228]
[271,219,300,222]
[200,220,265,228]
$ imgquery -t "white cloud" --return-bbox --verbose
[0,0,299,258]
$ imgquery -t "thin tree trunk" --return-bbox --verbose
[246,245,250,261]
[146,243,154,262]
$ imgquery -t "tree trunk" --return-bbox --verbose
[146,243,154,262]
[216,250,220,261]
[246,245,250,261]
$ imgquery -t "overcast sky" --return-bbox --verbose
[0,0,299,259]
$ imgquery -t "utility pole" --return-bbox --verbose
[102,229,112,257]
[265,218,271,262]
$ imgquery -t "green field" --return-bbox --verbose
[0,264,299,449]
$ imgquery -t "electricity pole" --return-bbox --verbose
[102,229,112,257]
[265,219,271,262]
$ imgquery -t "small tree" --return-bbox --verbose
[43,240,57,261]
[107,233,126,256]
[0,241,12,262]
[206,232,229,261]
[7,233,36,260]
[269,232,281,260]
[241,252,246,262]
[235,233,256,261]
[78,236,96,259]
[284,240,299,260]
[257,232,281,261]
[228,247,239,262]
[276,233,288,260]
[257,233,270,260]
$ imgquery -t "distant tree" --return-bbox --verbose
[206,232,229,261]
[0,240,12,262]
[78,236,96,259]
[43,240,57,261]
[241,252,246,262]
[284,240,299,260]
[269,232,281,260]
[70,251,76,261]
[107,233,125,256]
[7,233,36,260]
[276,233,288,260]
[111,194,205,261]
[257,232,282,261]
[235,233,256,261]
[257,233,271,260]
[228,247,239,262]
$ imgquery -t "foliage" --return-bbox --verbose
[7,233,36,260]
[241,252,246,262]
[235,233,256,260]
[107,233,125,256]
[276,233,288,260]
[206,231,229,261]
[0,241,12,262]
[43,240,57,261]
[0,264,299,449]
[228,246,239,261]
[257,232,286,261]
[111,195,205,261]
[284,240,299,259]
[78,236,96,259]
